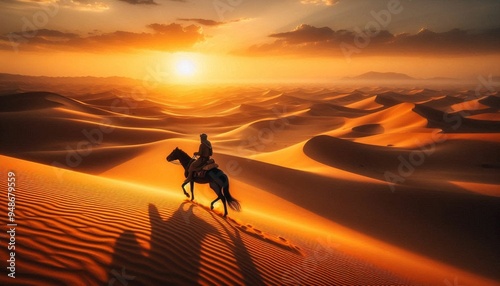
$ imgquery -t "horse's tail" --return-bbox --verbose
[223,176,241,212]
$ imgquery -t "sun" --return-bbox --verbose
[167,52,206,83]
[174,58,196,77]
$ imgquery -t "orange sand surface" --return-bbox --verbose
[1,81,499,285]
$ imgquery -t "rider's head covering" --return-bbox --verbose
[200,133,208,139]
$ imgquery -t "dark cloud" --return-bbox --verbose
[178,18,224,27]
[30,29,79,39]
[1,0,110,11]
[300,0,339,6]
[245,24,500,57]
[269,24,336,44]
[118,0,186,4]
[178,18,246,27]
[0,23,204,52]
[146,22,199,34]
[118,0,158,5]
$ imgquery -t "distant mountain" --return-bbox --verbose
[0,72,129,80]
[426,77,457,81]
[0,73,138,85]
[343,71,416,81]
[0,73,145,96]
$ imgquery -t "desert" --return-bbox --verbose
[1,73,499,285]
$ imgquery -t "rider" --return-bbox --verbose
[184,133,212,184]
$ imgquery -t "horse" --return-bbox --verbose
[166,147,241,217]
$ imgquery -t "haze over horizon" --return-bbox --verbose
[1,2,500,285]
[1,0,499,82]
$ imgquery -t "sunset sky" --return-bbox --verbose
[0,0,499,82]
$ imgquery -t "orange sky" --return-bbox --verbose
[0,0,499,82]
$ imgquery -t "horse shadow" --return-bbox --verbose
[204,209,265,286]
[107,201,264,285]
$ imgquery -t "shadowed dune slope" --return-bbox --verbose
[214,138,500,280]
[0,155,414,285]
[303,135,500,184]
[1,83,500,285]
[413,104,500,132]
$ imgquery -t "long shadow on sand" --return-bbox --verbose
[203,207,266,285]
[107,201,264,285]
[215,151,500,281]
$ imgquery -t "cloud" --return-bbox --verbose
[118,0,158,5]
[3,0,109,11]
[68,0,109,11]
[244,24,500,57]
[0,23,205,52]
[118,0,187,4]
[26,28,79,39]
[2,0,187,8]
[300,0,339,6]
[269,24,336,44]
[177,18,246,27]
[178,18,224,27]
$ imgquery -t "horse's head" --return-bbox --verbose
[166,147,181,162]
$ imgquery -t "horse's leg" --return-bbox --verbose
[210,182,227,216]
[190,181,195,201]
[221,195,228,217]
[210,183,220,210]
[210,197,220,210]
[181,181,190,198]
[212,183,228,217]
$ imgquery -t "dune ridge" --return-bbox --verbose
[0,155,418,285]
[1,82,499,285]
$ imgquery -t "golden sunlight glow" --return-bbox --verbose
[174,58,196,77]
[165,52,208,83]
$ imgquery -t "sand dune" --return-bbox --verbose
[345,95,384,110]
[1,81,499,285]
[304,134,500,184]
[413,104,500,132]
[308,102,372,117]
[1,155,421,285]
[351,123,385,135]
[479,94,500,108]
